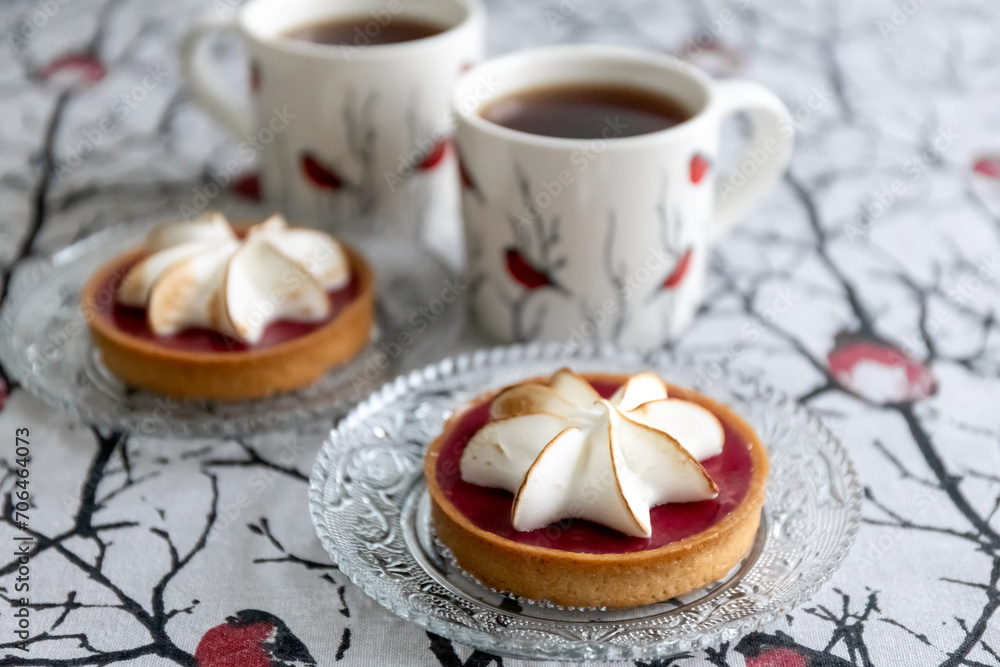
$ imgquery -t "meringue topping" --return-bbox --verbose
[460,369,725,538]
[117,212,351,344]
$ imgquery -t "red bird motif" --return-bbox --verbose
[249,61,262,93]
[232,172,261,201]
[660,247,693,289]
[0,377,8,414]
[737,630,854,667]
[505,247,561,291]
[827,331,937,403]
[972,156,1000,179]
[301,152,345,190]
[744,647,808,667]
[689,153,710,184]
[417,139,448,171]
[195,609,316,667]
[40,53,105,84]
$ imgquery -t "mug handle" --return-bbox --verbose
[179,15,254,139]
[709,80,793,243]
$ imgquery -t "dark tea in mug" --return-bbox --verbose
[479,83,691,139]
[283,15,446,46]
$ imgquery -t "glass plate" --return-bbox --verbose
[309,343,862,662]
[0,218,465,438]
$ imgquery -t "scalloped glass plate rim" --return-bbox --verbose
[308,342,863,662]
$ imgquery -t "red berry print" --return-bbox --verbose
[456,148,477,190]
[417,139,449,171]
[249,61,262,93]
[301,152,344,190]
[661,247,693,290]
[689,154,709,184]
[232,172,261,201]
[505,248,557,290]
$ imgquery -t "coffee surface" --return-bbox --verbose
[480,83,691,139]
[283,16,445,46]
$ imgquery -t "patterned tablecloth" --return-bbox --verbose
[1,0,999,665]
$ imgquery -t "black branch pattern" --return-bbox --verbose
[1,0,999,666]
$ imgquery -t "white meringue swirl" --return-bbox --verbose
[460,369,725,538]
[117,212,351,344]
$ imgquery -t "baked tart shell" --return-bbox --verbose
[81,244,374,402]
[424,375,769,608]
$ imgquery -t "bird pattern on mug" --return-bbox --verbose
[689,152,710,185]
[653,172,697,295]
[297,91,458,233]
[480,163,710,344]
[301,152,348,191]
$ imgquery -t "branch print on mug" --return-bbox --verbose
[493,167,569,341]
[179,0,485,236]
[454,46,793,347]
[654,175,695,294]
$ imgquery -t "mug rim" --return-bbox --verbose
[238,0,484,60]
[453,45,718,149]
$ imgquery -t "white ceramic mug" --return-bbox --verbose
[180,0,485,246]
[453,45,793,347]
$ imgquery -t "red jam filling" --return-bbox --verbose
[94,256,359,353]
[435,379,754,554]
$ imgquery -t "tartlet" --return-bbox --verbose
[424,371,769,608]
[81,214,374,401]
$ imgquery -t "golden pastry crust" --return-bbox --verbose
[424,374,769,608]
[81,244,374,401]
